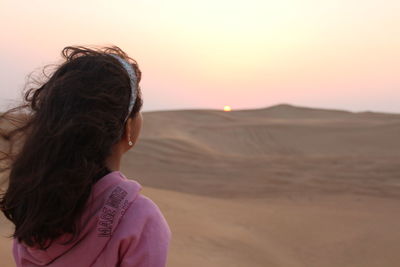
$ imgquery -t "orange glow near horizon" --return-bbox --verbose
[223,106,232,112]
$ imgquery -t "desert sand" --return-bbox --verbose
[1,103,400,266]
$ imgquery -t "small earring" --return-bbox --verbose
[128,140,133,146]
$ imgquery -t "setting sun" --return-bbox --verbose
[223,105,232,112]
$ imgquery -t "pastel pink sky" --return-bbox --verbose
[0,0,399,113]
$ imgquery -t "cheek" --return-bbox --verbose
[138,115,143,129]
[138,118,143,133]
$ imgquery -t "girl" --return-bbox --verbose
[0,45,172,266]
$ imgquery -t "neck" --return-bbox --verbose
[105,156,121,172]
[105,144,123,172]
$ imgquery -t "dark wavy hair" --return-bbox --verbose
[0,45,143,250]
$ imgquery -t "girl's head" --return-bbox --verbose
[0,45,143,249]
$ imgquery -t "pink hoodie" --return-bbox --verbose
[12,170,172,266]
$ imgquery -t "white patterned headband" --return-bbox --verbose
[109,54,138,123]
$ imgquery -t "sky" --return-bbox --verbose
[0,0,399,113]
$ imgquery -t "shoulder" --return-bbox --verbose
[117,193,172,239]
[114,193,172,266]
[128,193,164,218]
[132,194,160,211]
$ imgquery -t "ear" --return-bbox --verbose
[124,117,132,142]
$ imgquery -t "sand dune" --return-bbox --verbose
[124,104,400,198]
[1,103,400,266]
[143,186,400,267]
